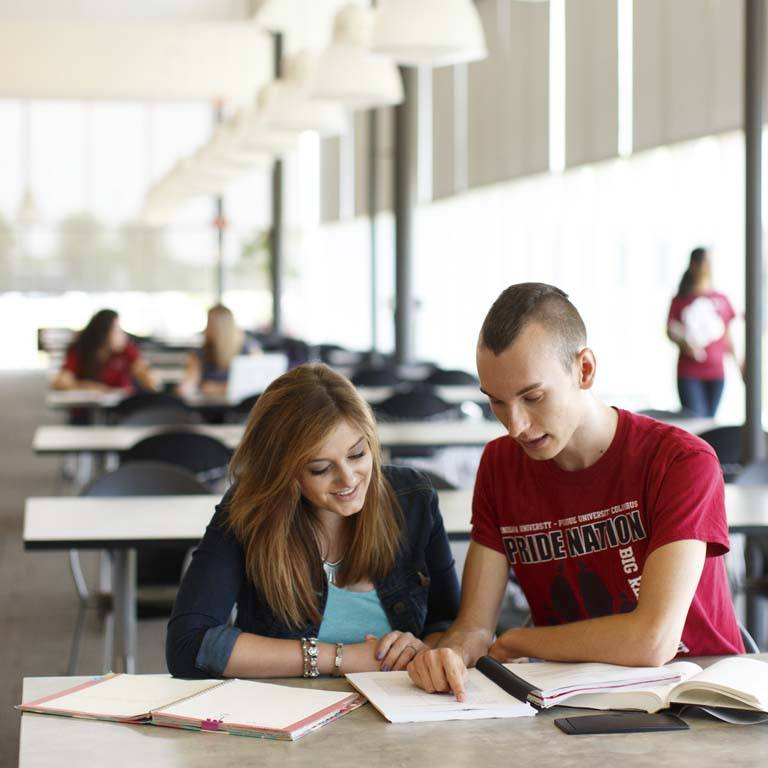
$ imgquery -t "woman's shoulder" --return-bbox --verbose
[382,464,436,497]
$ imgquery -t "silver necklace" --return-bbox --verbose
[323,556,343,585]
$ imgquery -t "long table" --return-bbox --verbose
[33,419,506,454]
[45,384,487,411]
[18,661,768,768]
[22,485,768,675]
[23,490,474,674]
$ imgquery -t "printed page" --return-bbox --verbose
[154,679,355,730]
[346,670,536,722]
[21,674,221,720]
[502,661,693,701]
[672,657,768,710]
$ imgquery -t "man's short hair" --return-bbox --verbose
[479,283,587,369]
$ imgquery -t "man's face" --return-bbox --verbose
[477,322,586,463]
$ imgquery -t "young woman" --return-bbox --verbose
[667,247,738,417]
[52,309,157,392]
[178,304,253,397]
[166,363,460,679]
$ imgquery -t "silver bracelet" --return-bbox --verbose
[332,642,344,677]
[301,637,320,678]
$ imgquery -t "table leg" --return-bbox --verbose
[111,548,137,673]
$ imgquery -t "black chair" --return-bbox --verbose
[351,366,402,387]
[226,394,260,423]
[424,368,479,387]
[697,426,745,482]
[734,461,768,650]
[111,393,200,426]
[417,468,458,490]
[374,389,461,422]
[121,431,232,488]
[67,462,210,673]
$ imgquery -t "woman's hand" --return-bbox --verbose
[341,635,381,672]
[372,631,428,672]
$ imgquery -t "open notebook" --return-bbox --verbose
[478,656,768,723]
[345,669,537,723]
[18,674,364,741]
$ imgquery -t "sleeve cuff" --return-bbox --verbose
[194,625,242,677]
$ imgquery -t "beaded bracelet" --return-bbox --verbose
[301,637,320,678]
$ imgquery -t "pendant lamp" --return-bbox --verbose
[372,0,487,67]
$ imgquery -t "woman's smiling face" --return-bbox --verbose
[298,419,373,518]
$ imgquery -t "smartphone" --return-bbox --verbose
[554,712,689,735]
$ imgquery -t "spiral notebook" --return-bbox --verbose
[18,673,364,741]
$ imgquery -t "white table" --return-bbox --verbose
[33,420,506,454]
[46,384,487,411]
[18,663,768,768]
[23,490,474,675]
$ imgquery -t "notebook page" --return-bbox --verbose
[154,680,356,731]
[22,675,222,720]
[346,670,536,722]
[673,657,768,710]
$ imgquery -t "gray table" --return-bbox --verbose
[23,490,474,674]
[18,662,768,768]
[32,419,506,454]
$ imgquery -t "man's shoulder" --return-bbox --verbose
[622,410,719,466]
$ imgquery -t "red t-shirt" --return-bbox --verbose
[471,409,743,657]
[667,291,735,380]
[63,342,140,390]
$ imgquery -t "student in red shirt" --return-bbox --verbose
[407,283,743,701]
[52,309,157,393]
[667,247,738,417]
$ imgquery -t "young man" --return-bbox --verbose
[408,283,743,701]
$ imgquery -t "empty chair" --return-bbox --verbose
[68,461,210,673]
[351,366,401,387]
[424,368,479,387]
[417,468,458,490]
[111,392,200,426]
[697,425,745,482]
[121,431,232,488]
[226,393,260,423]
[374,389,461,422]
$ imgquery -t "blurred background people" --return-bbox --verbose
[52,308,157,393]
[178,304,257,397]
[667,247,737,417]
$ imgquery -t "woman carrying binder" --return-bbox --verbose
[167,363,460,679]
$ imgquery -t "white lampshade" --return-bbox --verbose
[373,0,487,67]
[223,109,300,155]
[260,52,349,136]
[310,4,403,109]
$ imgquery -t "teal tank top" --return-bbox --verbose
[317,584,393,644]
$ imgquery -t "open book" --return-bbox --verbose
[18,674,364,740]
[479,656,768,722]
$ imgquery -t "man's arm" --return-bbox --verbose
[489,539,706,667]
[407,541,510,700]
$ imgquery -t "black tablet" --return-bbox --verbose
[554,712,689,735]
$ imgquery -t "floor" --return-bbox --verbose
[1,371,167,767]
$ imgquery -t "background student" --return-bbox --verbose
[177,303,256,397]
[667,247,738,417]
[52,308,157,393]
[166,363,460,679]
[407,282,743,701]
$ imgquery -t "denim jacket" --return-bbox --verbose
[166,465,460,678]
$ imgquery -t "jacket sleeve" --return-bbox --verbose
[422,487,461,636]
[165,494,245,678]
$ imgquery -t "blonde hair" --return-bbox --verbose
[227,363,402,628]
[203,304,244,371]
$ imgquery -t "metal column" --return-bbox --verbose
[393,67,418,366]
[270,31,284,335]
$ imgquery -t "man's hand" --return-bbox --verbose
[406,647,469,702]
